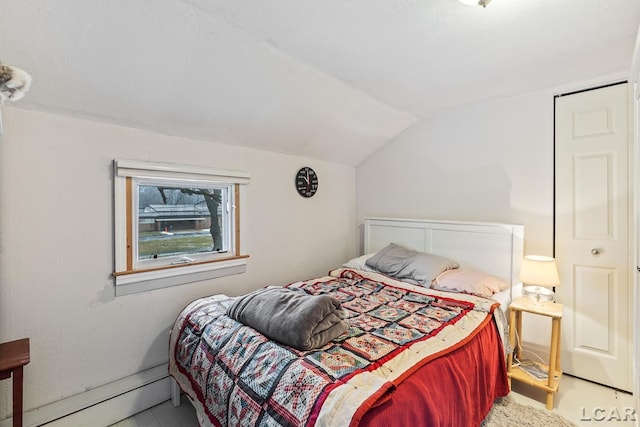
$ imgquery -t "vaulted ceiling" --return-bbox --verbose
[1,0,638,165]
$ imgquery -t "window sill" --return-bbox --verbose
[114,256,248,296]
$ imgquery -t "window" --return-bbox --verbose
[113,159,250,296]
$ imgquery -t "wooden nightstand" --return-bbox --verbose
[507,297,562,410]
[0,338,30,427]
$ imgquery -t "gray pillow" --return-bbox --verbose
[365,243,459,286]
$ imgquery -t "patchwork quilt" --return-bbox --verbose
[169,269,501,427]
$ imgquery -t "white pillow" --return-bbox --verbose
[432,269,509,298]
[342,253,378,272]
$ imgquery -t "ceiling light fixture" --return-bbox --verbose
[0,62,33,135]
[459,0,491,7]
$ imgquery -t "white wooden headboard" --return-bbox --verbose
[364,217,524,287]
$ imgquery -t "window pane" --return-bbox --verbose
[137,185,228,260]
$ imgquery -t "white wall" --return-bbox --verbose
[630,28,640,412]
[0,107,356,416]
[357,89,554,255]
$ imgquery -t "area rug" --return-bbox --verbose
[481,396,576,427]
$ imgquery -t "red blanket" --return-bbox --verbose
[359,317,509,426]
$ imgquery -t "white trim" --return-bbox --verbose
[632,73,640,415]
[115,159,250,184]
[0,365,170,427]
[115,257,247,296]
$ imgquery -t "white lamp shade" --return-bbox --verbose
[518,255,560,288]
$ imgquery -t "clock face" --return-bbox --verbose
[295,167,319,198]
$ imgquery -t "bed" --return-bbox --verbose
[168,217,524,427]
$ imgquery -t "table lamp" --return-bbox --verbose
[518,255,560,304]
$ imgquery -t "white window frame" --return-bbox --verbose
[113,159,250,296]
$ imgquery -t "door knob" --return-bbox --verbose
[591,248,601,255]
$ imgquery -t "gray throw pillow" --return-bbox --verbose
[365,243,459,286]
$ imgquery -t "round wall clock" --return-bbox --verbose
[295,167,319,198]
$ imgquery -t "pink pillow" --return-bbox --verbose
[432,269,509,298]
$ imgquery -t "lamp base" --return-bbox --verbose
[522,285,555,304]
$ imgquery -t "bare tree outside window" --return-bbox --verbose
[165,188,223,250]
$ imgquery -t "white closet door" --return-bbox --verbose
[555,82,631,391]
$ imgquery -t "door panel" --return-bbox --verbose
[574,154,613,238]
[555,83,630,391]
[574,266,615,353]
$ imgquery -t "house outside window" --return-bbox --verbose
[113,160,250,296]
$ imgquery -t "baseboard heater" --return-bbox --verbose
[0,364,170,427]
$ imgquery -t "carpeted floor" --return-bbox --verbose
[481,396,576,427]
